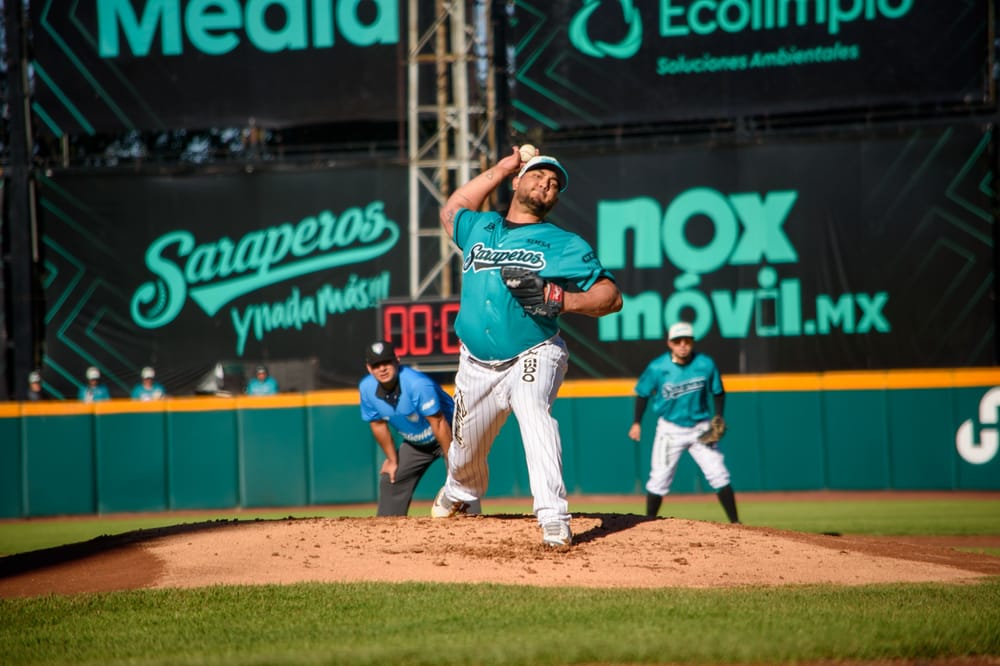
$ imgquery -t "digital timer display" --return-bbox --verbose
[378,298,461,360]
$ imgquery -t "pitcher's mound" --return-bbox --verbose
[3,513,999,597]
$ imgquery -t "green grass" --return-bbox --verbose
[2,495,999,665]
[2,495,998,557]
[959,547,1000,557]
[0,508,375,557]
[2,581,999,665]
[647,497,1000,535]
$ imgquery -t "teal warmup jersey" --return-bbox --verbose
[452,209,614,360]
[131,382,166,400]
[78,385,110,402]
[634,352,723,427]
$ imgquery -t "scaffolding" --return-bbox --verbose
[406,0,497,300]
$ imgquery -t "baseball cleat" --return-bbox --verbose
[541,521,573,548]
[431,486,481,518]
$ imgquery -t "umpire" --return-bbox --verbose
[359,340,461,517]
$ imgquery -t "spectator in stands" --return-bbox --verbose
[79,366,111,402]
[246,365,278,396]
[27,370,51,401]
[131,366,167,401]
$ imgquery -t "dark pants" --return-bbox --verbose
[377,441,444,516]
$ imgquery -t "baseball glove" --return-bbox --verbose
[698,415,727,445]
[500,267,564,318]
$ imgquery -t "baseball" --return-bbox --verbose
[519,144,537,162]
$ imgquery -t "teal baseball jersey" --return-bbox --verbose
[78,384,111,402]
[131,382,167,401]
[634,352,724,427]
[452,209,614,360]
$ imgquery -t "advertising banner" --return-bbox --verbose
[29,0,403,135]
[0,183,6,400]
[512,0,992,130]
[34,124,996,398]
[37,166,409,398]
[547,123,996,376]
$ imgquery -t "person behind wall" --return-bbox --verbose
[79,366,111,403]
[27,370,51,401]
[358,340,474,517]
[246,365,278,396]
[628,321,740,524]
[432,148,623,548]
[131,366,167,401]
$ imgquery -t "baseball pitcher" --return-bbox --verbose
[434,147,623,548]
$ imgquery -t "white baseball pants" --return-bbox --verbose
[443,338,570,525]
[646,417,731,496]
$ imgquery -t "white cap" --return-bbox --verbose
[668,322,694,340]
[141,366,155,379]
[86,366,100,380]
[516,155,568,192]
[28,371,41,384]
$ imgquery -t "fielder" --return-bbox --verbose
[359,340,471,517]
[628,321,740,524]
[433,147,622,548]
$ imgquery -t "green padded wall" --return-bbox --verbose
[954,386,999,490]
[886,389,957,489]
[310,406,379,504]
[22,413,95,516]
[723,396,762,492]
[757,392,826,489]
[823,391,890,489]
[239,406,308,507]
[167,409,240,509]
[0,415,21,517]
[1,372,997,517]
[567,397,640,495]
[95,411,168,513]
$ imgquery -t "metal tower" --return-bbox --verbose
[406,0,497,300]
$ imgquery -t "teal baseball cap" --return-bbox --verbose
[517,155,568,192]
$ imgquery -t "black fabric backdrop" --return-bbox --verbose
[32,2,992,137]
[512,0,991,129]
[545,124,996,376]
[37,167,409,397]
[36,124,995,397]
[30,0,404,133]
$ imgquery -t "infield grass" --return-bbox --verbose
[2,495,999,665]
[2,494,998,557]
[2,580,999,665]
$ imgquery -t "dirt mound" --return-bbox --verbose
[2,513,999,597]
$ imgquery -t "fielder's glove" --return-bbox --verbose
[500,267,564,318]
[698,415,727,445]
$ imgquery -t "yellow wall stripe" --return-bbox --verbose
[1,367,997,416]
[566,368,1000,396]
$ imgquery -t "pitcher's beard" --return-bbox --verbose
[518,191,556,218]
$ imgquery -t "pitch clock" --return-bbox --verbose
[377,297,461,361]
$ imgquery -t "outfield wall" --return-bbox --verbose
[1,369,998,518]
